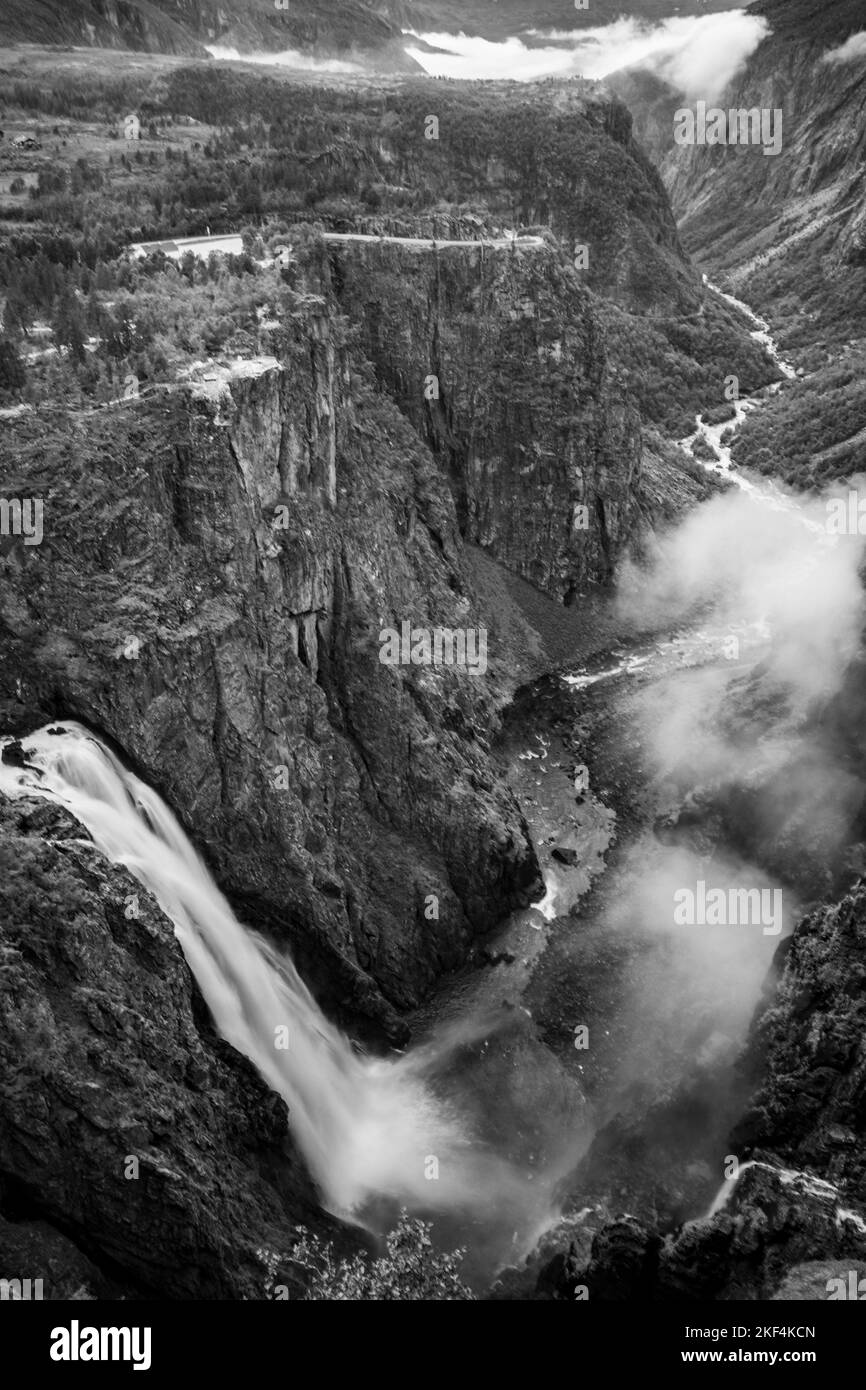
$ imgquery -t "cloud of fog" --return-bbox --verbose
[405,31,576,82]
[405,12,768,100]
[205,45,362,74]
[616,484,866,706]
[577,478,866,1152]
[590,839,788,1115]
[822,31,866,65]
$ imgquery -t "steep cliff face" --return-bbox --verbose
[732,883,866,1204]
[327,239,642,601]
[161,71,698,318]
[0,300,541,1039]
[359,85,697,317]
[0,795,338,1298]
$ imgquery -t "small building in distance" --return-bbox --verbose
[12,135,42,151]
[124,114,141,142]
[128,233,245,262]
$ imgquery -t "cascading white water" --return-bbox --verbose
[0,722,538,1229]
[705,1159,842,1220]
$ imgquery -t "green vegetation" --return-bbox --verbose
[0,59,683,301]
[272,1213,475,1300]
[0,54,775,441]
[740,221,866,353]
[598,295,779,438]
[0,236,309,405]
[731,350,866,488]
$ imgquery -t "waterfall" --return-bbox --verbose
[0,722,536,1229]
[705,1160,842,1220]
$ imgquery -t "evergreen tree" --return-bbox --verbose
[0,338,25,394]
[52,287,87,365]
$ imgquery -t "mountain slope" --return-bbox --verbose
[606,0,866,483]
[669,0,866,311]
[0,0,207,55]
[0,0,407,59]
[612,0,866,347]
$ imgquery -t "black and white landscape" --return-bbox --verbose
[0,0,865,1316]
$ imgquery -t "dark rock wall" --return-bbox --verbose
[327,239,643,600]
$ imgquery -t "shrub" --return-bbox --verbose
[269,1212,475,1301]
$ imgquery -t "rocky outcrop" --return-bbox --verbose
[731,882,866,1205]
[360,84,698,315]
[0,298,541,1039]
[0,795,341,1298]
[538,877,866,1300]
[540,1164,866,1300]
